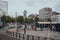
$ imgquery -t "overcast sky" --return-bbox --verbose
[7,0,60,17]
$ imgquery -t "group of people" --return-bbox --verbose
[48,25,56,31]
[31,24,56,31]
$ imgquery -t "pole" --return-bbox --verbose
[15,12,18,32]
[23,10,27,40]
[15,12,19,39]
[47,14,52,40]
[24,23,26,34]
[23,10,27,34]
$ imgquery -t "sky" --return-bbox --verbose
[6,0,60,17]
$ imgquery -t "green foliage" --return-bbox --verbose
[24,17,28,23]
[17,16,24,23]
[34,16,39,22]
[28,18,34,24]
[1,15,6,27]
[5,16,11,22]
[0,15,39,24]
[1,15,15,23]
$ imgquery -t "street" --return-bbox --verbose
[0,32,18,40]
[0,26,18,40]
[0,24,60,40]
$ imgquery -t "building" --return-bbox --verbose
[51,12,60,22]
[39,7,52,21]
[28,14,39,19]
[0,0,8,17]
[0,9,6,17]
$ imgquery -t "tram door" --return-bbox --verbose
[55,24,60,32]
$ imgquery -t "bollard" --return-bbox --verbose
[12,32,14,37]
[44,37,47,40]
[15,32,20,39]
[21,34,23,40]
[27,35,30,40]
[17,33,19,39]
[30,36,32,40]
[24,34,27,40]
[8,31,11,36]
[19,33,21,39]
[32,36,34,40]
[8,31,9,36]
[9,32,11,37]
[8,31,10,35]
[37,36,40,40]
[23,34,25,40]
[50,38,55,40]
[40,37,43,40]
[28,35,31,40]
[34,36,37,40]
[16,32,17,38]
[12,32,13,37]
[36,36,38,40]
[14,32,16,38]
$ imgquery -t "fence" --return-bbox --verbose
[7,31,60,40]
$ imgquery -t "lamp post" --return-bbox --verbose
[23,10,27,34]
[15,12,18,31]
[23,10,27,40]
[15,12,19,39]
[47,14,52,40]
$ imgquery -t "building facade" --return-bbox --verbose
[39,7,52,21]
[28,14,39,20]
[39,7,60,22]
[51,13,60,22]
[0,0,8,17]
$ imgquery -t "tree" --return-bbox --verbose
[5,16,11,22]
[47,18,51,22]
[1,15,6,27]
[34,16,39,22]
[33,16,39,31]
[10,17,15,23]
[28,18,34,24]
[17,16,24,24]
[24,17,28,23]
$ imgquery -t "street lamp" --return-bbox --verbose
[15,12,19,39]
[23,10,27,34]
[15,12,18,31]
[47,14,52,40]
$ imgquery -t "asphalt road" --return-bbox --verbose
[0,26,18,40]
[0,33,18,40]
[0,25,60,40]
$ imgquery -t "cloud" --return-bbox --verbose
[8,0,60,17]
[0,0,7,1]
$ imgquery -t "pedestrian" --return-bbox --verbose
[52,26,55,31]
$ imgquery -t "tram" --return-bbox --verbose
[0,19,4,28]
[0,21,3,28]
[37,22,60,32]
